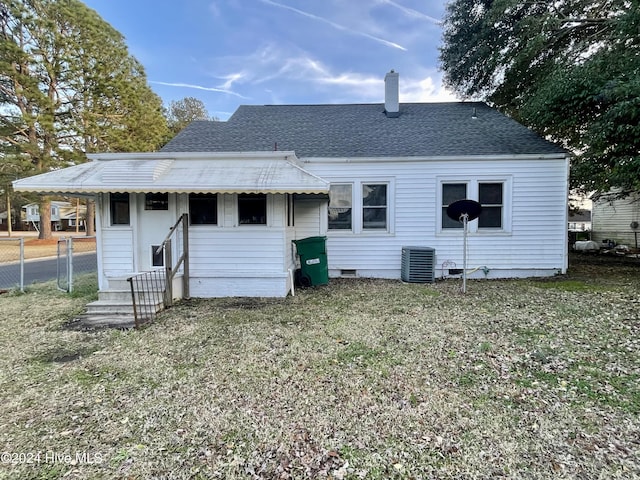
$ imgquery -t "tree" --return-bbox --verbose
[165,97,212,136]
[439,0,640,197]
[0,155,29,236]
[0,0,169,238]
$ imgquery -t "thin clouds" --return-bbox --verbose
[211,43,456,104]
[259,0,407,51]
[150,81,250,99]
[401,75,458,103]
[378,0,442,25]
[214,45,383,100]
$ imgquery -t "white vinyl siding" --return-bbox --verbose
[101,229,134,275]
[304,156,567,278]
[592,192,640,246]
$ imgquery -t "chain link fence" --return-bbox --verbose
[0,238,25,292]
[57,236,98,293]
[0,236,96,292]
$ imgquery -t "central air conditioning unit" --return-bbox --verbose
[401,246,435,283]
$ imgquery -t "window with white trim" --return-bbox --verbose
[238,193,267,225]
[145,192,169,210]
[362,183,388,230]
[439,179,508,232]
[478,183,503,229]
[328,180,392,233]
[328,184,353,230]
[442,183,467,229]
[189,193,217,225]
[110,193,130,225]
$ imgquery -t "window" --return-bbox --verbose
[286,194,295,227]
[478,183,503,228]
[189,193,217,225]
[442,183,467,229]
[439,179,509,233]
[145,193,169,210]
[238,193,266,225]
[110,193,130,225]
[328,184,352,230]
[151,245,164,267]
[362,184,387,230]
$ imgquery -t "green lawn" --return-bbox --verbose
[0,260,639,479]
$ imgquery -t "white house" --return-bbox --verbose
[21,200,87,231]
[22,200,70,231]
[14,71,570,302]
[591,191,640,248]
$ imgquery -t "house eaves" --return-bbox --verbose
[12,152,330,196]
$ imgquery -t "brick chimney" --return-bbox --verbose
[384,70,400,118]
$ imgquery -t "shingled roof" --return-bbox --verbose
[161,102,566,158]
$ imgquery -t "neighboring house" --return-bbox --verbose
[591,191,640,248]
[22,201,70,231]
[568,209,591,232]
[14,71,570,299]
[21,201,87,232]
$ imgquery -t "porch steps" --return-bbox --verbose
[74,282,164,329]
[71,313,136,329]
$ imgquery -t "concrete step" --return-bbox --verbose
[85,300,135,315]
[97,290,132,302]
[86,299,164,315]
[71,314,136,329]
[108,275,166,291]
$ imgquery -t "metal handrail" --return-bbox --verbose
[154,213,190,306]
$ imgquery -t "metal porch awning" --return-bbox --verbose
[12,151,329,195]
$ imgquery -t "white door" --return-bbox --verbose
[136,193,176,271]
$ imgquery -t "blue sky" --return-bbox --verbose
[81,0,457,120]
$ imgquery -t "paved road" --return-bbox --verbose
[0,252,97,289]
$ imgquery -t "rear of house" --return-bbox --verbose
[14,72,570,299]
[297,155,568,280]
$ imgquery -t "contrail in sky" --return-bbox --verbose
[150,81,249,99]
[260,0,407,51]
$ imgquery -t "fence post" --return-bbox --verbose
[164,239,173,307]
[128,277,140,328]
[19,237,24,293]
[182,213,190,299]
[68,237,74,293]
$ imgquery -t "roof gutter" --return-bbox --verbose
[301,153,571,164]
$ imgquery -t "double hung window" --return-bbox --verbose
[328,181,390,233]
[441,180,506,231]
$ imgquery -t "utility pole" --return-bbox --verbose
[6,188,12,237]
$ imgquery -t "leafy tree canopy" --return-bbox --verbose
[1,0,169,237]
[440,0,639,197]
[165,96,213,136]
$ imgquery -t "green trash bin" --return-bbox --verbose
[293,236,329,287]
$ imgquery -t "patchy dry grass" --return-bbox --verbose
[0,259,639,479]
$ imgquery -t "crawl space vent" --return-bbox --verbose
[401,246,435,283]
